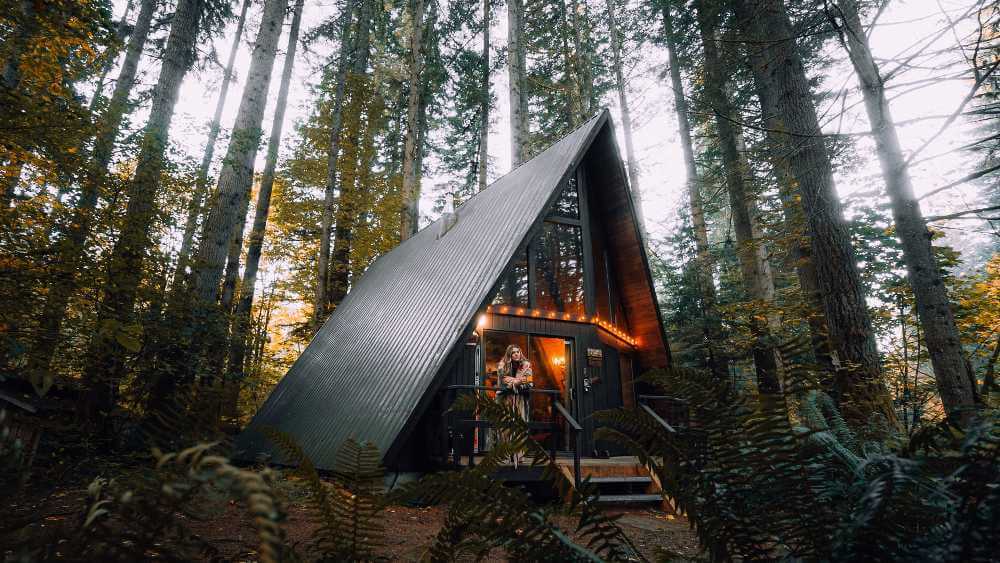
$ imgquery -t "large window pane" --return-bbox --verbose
[550,177,580,219]
[534,222,585,316]
[491,250,529,307]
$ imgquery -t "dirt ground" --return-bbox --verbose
[188,501,702,561]
[7,478,702,561]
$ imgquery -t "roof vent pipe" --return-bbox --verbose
[437,197,459,239]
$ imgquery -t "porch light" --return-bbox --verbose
[516,308,524,315]
[548,312,556,318]
[531,309,540,317]
[477,314,487,328]
[500,306,508,313]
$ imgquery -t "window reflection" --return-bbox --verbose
[534,222,585,316]
[491,250,529,307]
[550,177,580,219]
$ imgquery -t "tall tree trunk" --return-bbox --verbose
[662,1,727,380]
[507,0,529,165]
[559,0,584,126]
[477,0,490,192]
[88,0,136,112]
[219,232,244,313]
[229,0,304,390]
[189,0,289,310]
[732,0,895,426]
[695,0,780,392]
[831,0,977,421]
[400,0,428,241]
[314,0,357,328]
[82,0,205,430]
[752,74,837,375]
[327,0,373,308]
[568,0,592,117]
[25,0,157,387]
[172,0,252,291]
[606,0,644,234]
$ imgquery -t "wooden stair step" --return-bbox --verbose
[587,476,652,484]
[593,494,663,504]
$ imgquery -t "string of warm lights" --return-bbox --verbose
[481,304,638,347]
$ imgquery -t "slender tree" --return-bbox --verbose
[695,0,779,391]
[327,0,374,308]
[507,0,529,166]
[478,0,491,192]
[82,0,207,428]
[229,0,305,387]
[662,1,727,381]
[732,0,895,426]
[189,0,290,310]
[315,0,357,327]
[567,0,593,119]
[87,0,136,112]
[172,0,253,291]
[605,0,645,233]
[400,0,429,240]
[828,0,978,420]
[26,0,158,385]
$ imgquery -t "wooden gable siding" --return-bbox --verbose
[582,128,671,372]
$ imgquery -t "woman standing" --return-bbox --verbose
[495,344,533,466]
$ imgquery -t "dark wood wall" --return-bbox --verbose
[582,129,671,373]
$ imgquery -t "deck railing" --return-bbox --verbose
[637,394,707,469]
[443,384,582,488]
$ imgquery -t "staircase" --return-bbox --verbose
[556,456,668,509]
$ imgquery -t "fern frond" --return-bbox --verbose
[261,427,385,560]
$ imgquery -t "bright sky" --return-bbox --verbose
[115,0,993,267]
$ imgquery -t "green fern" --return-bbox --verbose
[389,391,643,562]
[261,427,384,561]
[73,442,286,562]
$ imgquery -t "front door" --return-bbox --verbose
[483,331,576,451]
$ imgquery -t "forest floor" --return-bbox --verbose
[8,470,702,561]
[190,500,702,561]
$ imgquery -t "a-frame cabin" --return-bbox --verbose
[236,110,672,478]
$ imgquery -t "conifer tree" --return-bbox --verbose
[173,0,253,292]
[82,0,212,429]
[827,0,979,421]
[732,0,896,426]
[507,0,529,165]
[315,0,357,327]
[26,0,158,385]
[230,0,306,389]
[694,0,780,391]
[661,0,727,380]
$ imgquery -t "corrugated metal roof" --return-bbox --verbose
[235,111,628,469]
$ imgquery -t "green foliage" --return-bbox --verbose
[262,428,385,561]
[3,442,286,562]
[387,392,644,562]
[598,350,1000,561]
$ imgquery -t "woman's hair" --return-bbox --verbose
[500,344,523,375]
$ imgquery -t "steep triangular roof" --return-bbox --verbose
[236,110,667,469]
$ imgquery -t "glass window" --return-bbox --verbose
[529,335,570,421]
[534,222,585,316]
[491,250,529,307]
[549,177,580,219]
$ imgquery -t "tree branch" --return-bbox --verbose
[918,161,1000,201]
